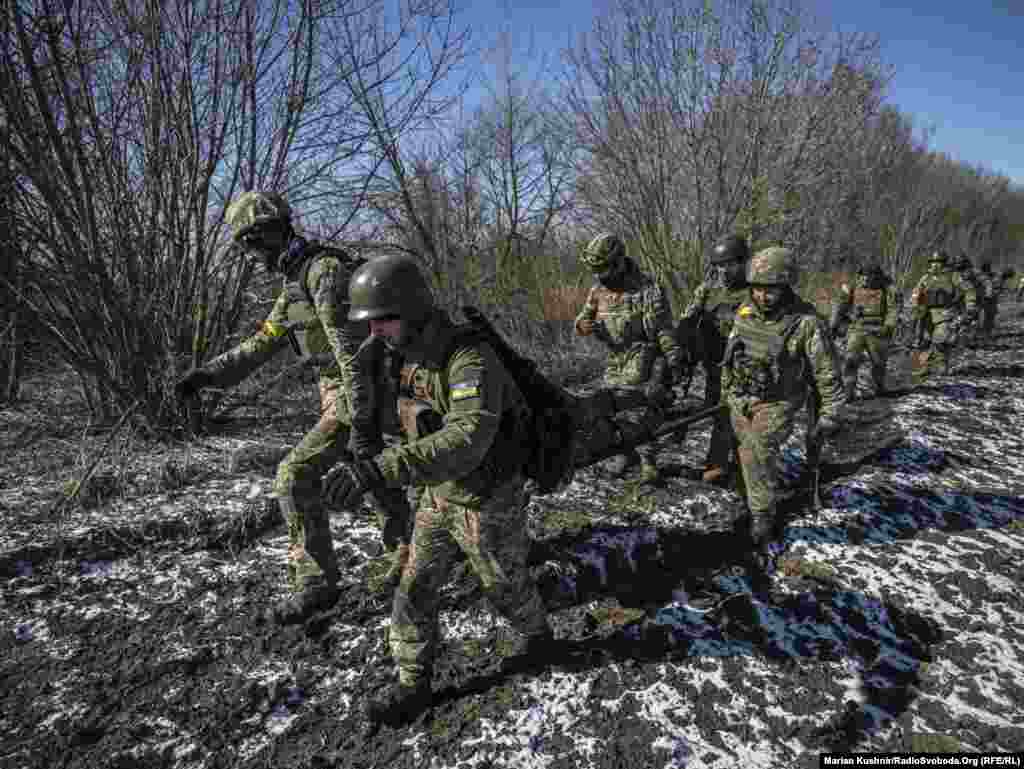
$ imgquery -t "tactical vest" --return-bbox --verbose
[723,309,807,402]
[279,244,368,367]
[851,285,886,327]
[589,266,662,385]
[922,270,957,308]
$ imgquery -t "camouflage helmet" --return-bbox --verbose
[348,254,434,323]
[747,246,796,287]
[928,249,948,265]
[708,234,751,265]
[225,191,292,242]
[580,232,626,273]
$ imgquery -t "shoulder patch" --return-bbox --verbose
[262,320,287,338]
[450,378,481,402]
[738,305,755,317]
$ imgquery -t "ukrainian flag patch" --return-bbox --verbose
[450,379,481,402]
[262,320,287,338]
[738,305,755,317]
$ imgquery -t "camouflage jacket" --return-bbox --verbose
[830,274,899,335]
[574,258,682,386]
[374,310,530,508]
[909,266,977,324]
[202,241,368,421]
[678,278,751,366]
[722,297,844,421]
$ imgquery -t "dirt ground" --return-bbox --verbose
[2,307,1024,769]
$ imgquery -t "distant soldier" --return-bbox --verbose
[909,250,977,378]
[676,234,751,484]
[953,255,982,347]
[977,262,999,339]
[721,247,845,595]
[322,254,553,729]
[829,262,899,400]
[173,192,411,624]
[574,233,688,484]
[1017,273,1024,302]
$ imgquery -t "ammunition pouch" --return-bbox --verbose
[924,288,953,308]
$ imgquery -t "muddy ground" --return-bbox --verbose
[2,307,1024,769]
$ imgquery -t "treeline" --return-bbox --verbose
[1,0,1021,426]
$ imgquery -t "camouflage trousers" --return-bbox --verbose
[919,319,957,377]
[729,397,803,541]
[842,328,890,397]
[273,377,411,592]
[389,476,548,687]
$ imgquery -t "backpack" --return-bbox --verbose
[296,242,367,308]
[453,306,578,494]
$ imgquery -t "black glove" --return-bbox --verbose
[323,459,386,510]
[811,415,841,443]
[174,368,213,401]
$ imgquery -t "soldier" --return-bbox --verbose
[721,247,845,596]
[574,233,688,484]
[322,254,554,729]
[173,192,411,624]
[908,250,977,378]
[976,262,999,339]
[676,234,751,484]
[953,255,982,347]
[1017,272,1024,303]
[829,262,898,400]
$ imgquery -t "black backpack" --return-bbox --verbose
[455,307,578,494]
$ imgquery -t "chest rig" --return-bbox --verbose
[923,271,956,308]
[723,309,805,402]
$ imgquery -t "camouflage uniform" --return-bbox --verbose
[953,257,983,347]
[829,265,898,399]
[575,234,685,481]
[909,252,977,377]
[722,248,845,543]
[185,193,409,600]
[676,235,751,482]
[322,255,551,725]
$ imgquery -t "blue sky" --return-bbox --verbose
[457,0,1024,185]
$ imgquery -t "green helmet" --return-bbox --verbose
[348,254,434,323]
[708,234,751,265]
[928,250,948,265]
[747,246,796,287]
[225,191,292,242]
[580,232,625,273]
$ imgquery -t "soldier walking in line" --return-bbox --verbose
[675,234,752,485]
[829,262,899,400]
[908,251,977,379]
[322,254,554,730]
[574,233,688,484]
[173,192,411,624]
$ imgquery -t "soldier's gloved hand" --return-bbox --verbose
[323,459,386,510]
[174,368,213,402]
[811,415,842,443]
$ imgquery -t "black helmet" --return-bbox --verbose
[708,234,751,266]
[348,254,434,323]
[858,261,884,276]
[955,255,972,271]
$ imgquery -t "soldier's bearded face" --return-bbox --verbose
[751,286,786,313]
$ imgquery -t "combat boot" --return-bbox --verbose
[269,577,340,626]
[363,680,432,731]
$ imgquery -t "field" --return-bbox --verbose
[2,305,1023,769]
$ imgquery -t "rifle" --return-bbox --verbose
[574,401,726,470]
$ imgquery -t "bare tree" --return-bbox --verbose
[0,0,444,428]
